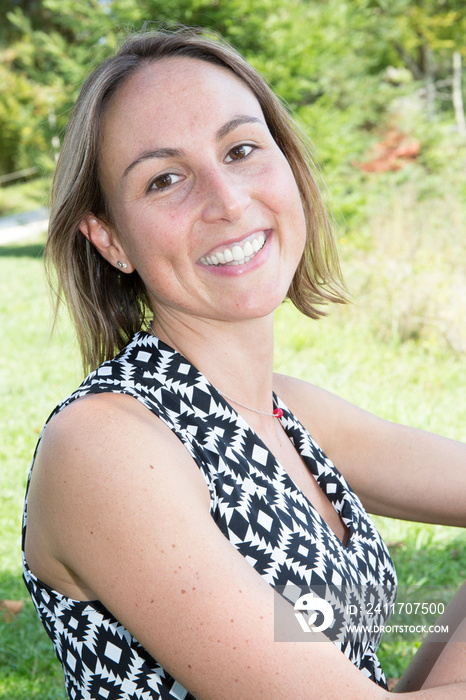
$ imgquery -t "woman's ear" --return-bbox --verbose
[79,215,135,273]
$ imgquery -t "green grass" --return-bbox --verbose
[0,232,78,700]
[0,602,67,700]
[1,204,465,695]
[371,520,466,680]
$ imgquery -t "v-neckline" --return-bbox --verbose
[206,383,355,550]
[144,331,355,549]
[248,401,354,549]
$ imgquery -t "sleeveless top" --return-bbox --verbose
[22,331,397,699]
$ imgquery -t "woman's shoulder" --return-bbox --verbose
[40,330,174,441]
[37,390,196,482]
[273,372,336,409]
[273,372,385,462]
[40,391,152,452]
[25,390,211,597]
[31,388,211,545]
[273,373,344,432]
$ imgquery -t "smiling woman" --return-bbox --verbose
[44,28,346,373]
[22,26,466,700]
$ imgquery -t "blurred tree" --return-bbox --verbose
[352,0,466,121]
[0,0,464,180]
[0,0,298,175]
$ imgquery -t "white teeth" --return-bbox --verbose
[200,231,266,267]
[243,241,253,257]
[232,245,244,261]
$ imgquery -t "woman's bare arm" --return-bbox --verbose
[25,392,466,699]
[275,375,466,526]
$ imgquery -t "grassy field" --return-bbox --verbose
[0,172,465,696]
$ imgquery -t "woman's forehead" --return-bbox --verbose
[105,56,261,130]
[99,56,265,176]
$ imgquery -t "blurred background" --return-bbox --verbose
[1,1,465,697]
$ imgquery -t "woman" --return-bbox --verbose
[22,27,466,699]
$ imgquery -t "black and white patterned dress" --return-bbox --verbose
[23,331,397,699]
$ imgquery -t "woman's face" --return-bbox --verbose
[97,56,307,327]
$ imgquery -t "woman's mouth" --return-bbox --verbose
[199,231,267,267]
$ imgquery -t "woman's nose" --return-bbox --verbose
[200,168,251,224]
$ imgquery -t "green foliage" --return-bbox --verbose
[0,176,50,216]
[1,0,465,185]
[0,63,40,174]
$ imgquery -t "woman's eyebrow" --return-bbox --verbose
[123,147,183,178]
[215,115,264,141]
[122,116,264,179]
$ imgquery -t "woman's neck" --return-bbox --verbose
[151,312,276,416]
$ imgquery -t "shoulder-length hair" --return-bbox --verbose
[46,26,346,373]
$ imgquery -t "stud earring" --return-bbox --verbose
[117,260,128,269]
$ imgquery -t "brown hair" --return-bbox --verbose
[46,26,346,373]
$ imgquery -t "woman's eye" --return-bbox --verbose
[149,173,182,190]
[225,144,255,162]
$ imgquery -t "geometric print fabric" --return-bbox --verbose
[23,330,397,698]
